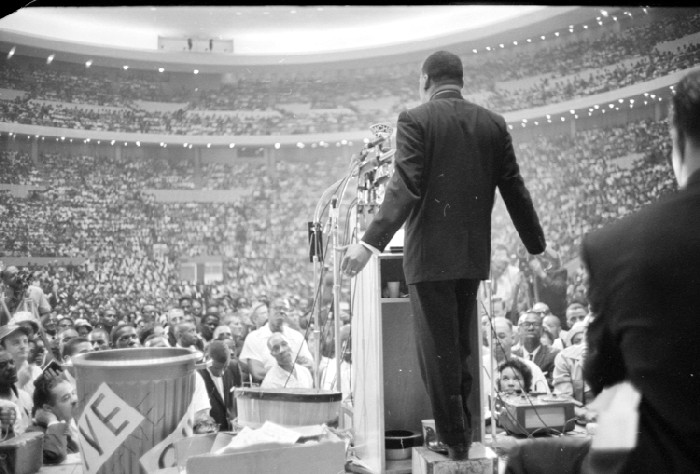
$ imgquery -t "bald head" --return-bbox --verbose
[542,315,562,338]
[493,317,515,363]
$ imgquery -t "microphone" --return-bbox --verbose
[364,135,386,149]
[376,149,395,165]
[357,149,395,176]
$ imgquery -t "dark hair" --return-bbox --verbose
[497,359,533,394]
[61,336,90,359]
[671,70,700,147]
[208,340,229,364]
[89,327,110,338]
[422,51,464,88]
[139,326,155,345]
[111,324,136,346]
[32,373,64,415]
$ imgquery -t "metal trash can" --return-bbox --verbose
[71,348,199,474]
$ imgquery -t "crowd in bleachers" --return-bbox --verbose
[1,8,700,136]
[0,117,675,321]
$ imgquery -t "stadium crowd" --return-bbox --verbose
[1,117,675,313]
[0,5,692,464]
[0,8,699,136]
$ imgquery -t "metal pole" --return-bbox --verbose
[312,254,321,390]
[486,279,497,434]
[330,198,344,428]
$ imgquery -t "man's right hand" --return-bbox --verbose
[340,243,372,277]
[34,407,58,427]
[534,246,560,272]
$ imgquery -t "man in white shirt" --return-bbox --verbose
[239,297,313,384]
[320,324,352,401]
[261,333,313,390]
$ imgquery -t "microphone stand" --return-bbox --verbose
[330,197,344,427]
[308,126,394,427]
[311,177,344,391]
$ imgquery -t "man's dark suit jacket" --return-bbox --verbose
[361,87,545,284]
[512,344,559,388]
[582,171,700,472]
[198,362,241,431]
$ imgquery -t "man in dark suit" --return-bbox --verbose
[341,50,549,460]
[198,340,241,431]
[512,310,559,390]
[580,69,700,472]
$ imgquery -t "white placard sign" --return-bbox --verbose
[139,398,195,472]
[76,382,145,474]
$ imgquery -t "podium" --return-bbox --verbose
[351,252,484,474]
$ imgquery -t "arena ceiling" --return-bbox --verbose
[1,4,582,56]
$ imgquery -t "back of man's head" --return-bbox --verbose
[671,70,700,148]
[208,340,229,364]
[32,372,64,414]
[543,314,561,329]
[422,51,463,88]
[61,336,91,360]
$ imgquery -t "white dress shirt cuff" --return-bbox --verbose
[360,241,381,255]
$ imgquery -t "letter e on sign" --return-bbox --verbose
[77,382,145,473]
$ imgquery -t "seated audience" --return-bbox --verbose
[239,297,313,384]
[197,340,240,431]
[482,317,550,419]
[261,333,313,389]
[73,319,92,338]
[496,358,533,396]
[111,324,141,349]
[0,323,41,398]
[143,333,171,348]
[320,324,352,402]
[542,314,565,351]
[511,310,559,390]
[552,319,596,422]
[87,327,111,351]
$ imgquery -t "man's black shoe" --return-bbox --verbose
[426,440,449,454]
[447,444,470,461]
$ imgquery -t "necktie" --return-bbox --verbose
[529,353,534,361]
